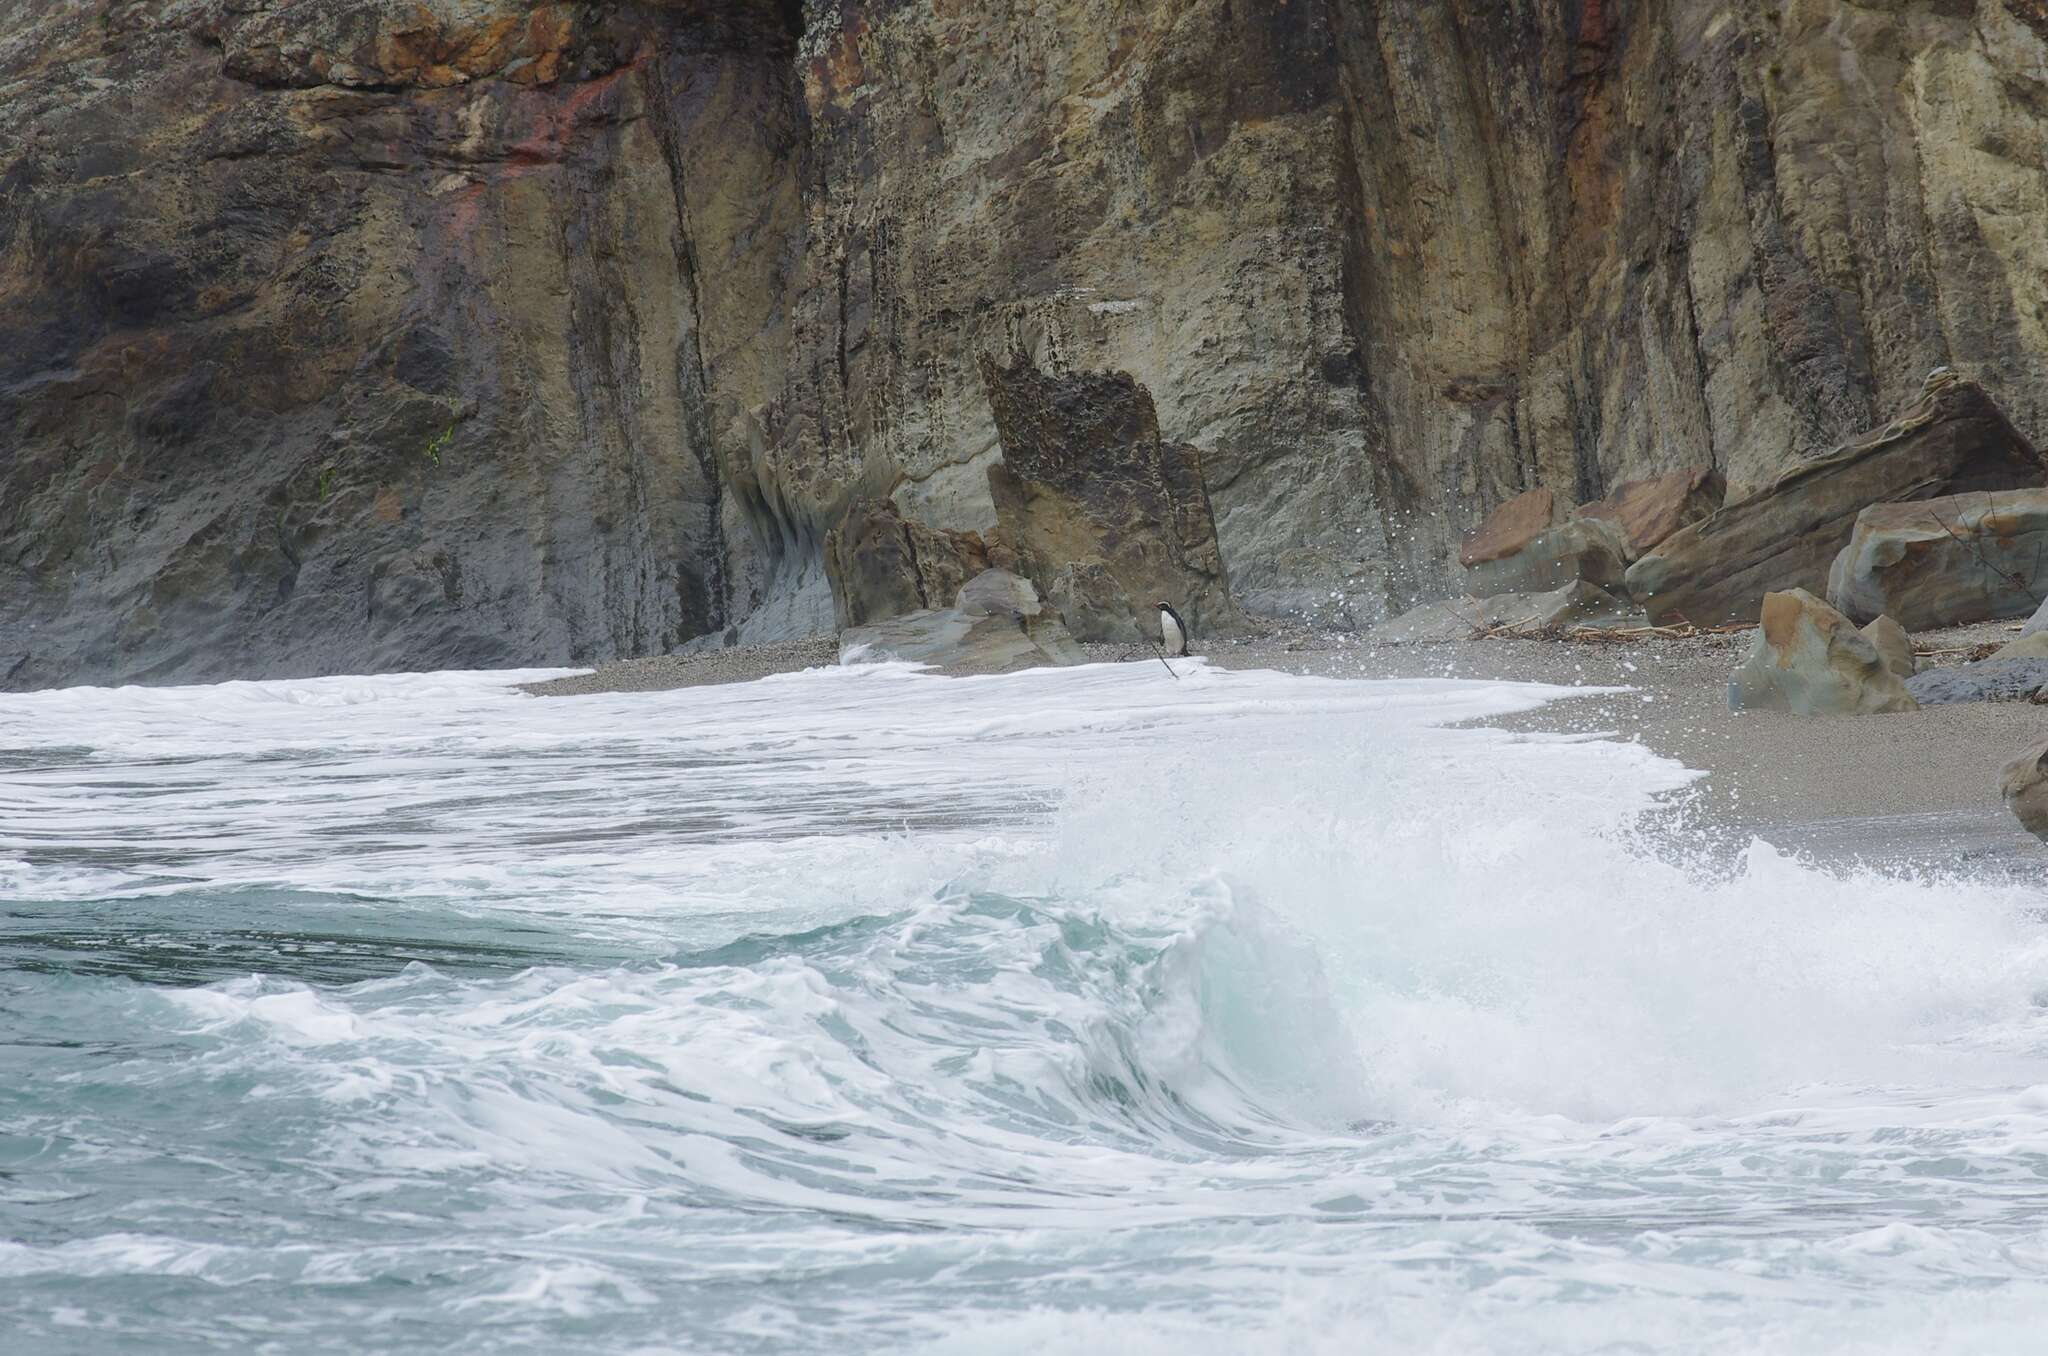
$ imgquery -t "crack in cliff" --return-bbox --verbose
[645,56,732,635]
[1676,234,1721,474]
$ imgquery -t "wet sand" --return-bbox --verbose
[1197,622,2048,871]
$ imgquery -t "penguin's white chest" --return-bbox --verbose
[1159,609,1186,656]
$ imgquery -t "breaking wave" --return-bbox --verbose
[5,661,2048,1353]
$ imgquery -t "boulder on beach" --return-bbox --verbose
[980,354,1238,643]
[840,569,1084,675]
[2018,593,2048,639]
[1988,632,2048,663]
[1459,488,1562,569]
[1627,375,2045,625]
[1728,589,1918,715]
[1824,488,2048,630]
[1462,517,1631,598]
[1370,580,1642,644]
[956,569,1043,619]
[1904,657,2048,706]
[2001,738,2048,843]
[1579,468,1725,561]
[1862,614,1917,680]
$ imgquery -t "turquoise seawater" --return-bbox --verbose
[7,663,2048,1354]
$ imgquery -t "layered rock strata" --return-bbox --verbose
[1827,489,2048,630]
[8,1,2048,685]
[1627,378,2044,625]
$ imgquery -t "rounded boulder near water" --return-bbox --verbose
[2000,736,2048,843]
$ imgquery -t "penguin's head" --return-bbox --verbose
[1155,601,1171,611]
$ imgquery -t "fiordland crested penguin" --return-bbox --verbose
[1157,601,1190,657]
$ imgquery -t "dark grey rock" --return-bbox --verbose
[1905,659,2048,706]
[980,355,1240,644]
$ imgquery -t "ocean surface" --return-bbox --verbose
[6,659,2048,1354]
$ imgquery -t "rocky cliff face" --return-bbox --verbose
[1,0,806,686]
[5,0,2048,686]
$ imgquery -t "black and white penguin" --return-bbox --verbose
[1157,601,1190,657]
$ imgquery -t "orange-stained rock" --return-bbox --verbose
[1729,589,1917,715]
[1580,468,1725,560]
[1462,517,1630,597]
[2002,737,2048,843]
[1629,378,2045,625]
[1862,614,1916,680]
[1459,489,1560,568]
[1825,488,2048,630]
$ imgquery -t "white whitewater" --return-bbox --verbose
[3,659,2048,1353]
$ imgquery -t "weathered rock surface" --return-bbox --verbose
[839,571,1084,675]
[1,0,810,687]
[2001,738,2048,843]
[1907,658,2048,706]
[979,355,1237,643]
[1629,378,2045,626]
[1460,490,1561,570]
[1579,470,1725,561]
[1462,517,1630,599]
[1728,589,1917,715]
[1862,615,1917,682]
[823,499,990,630]
[1369,581,1641,645]
[955,569,1042,621]
[1826,490,2048,630]
[13,2,2048,684]
[783,0,2048,627]
[1989,632,2048,663]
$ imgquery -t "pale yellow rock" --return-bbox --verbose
[1989,632,2048,663]
[1862,615,1918,681]
[1729,590,1919,716]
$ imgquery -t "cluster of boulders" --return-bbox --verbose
[1380,468,1726,643]
[1627,371,2042,625]
[1724,496,2048,715]
[1379,371,2048,717]
[1375,368,2048,845]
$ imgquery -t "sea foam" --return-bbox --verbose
[5,658,2048,1353]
